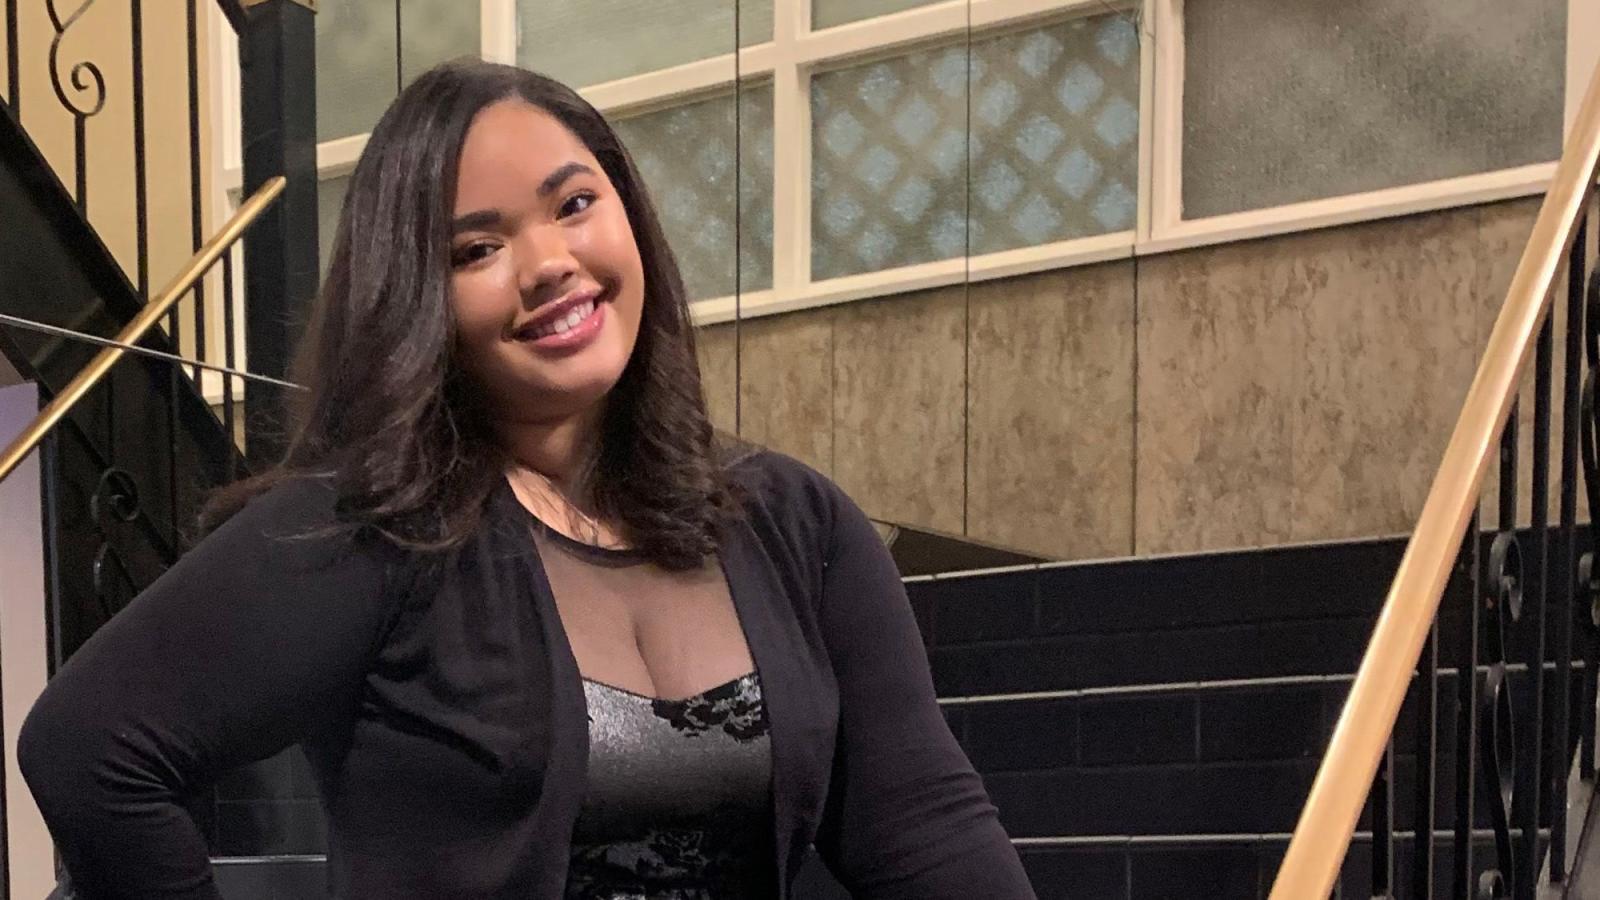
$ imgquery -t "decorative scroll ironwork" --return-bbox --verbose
[46,0,105,208]
[1478,531,1522,899]
[88,466,142,619]
[45,1,105,118]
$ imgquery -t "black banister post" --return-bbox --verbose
[239,0,317,468]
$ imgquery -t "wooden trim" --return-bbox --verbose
[480,0,517,65]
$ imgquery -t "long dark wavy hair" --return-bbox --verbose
[205,60,739,570]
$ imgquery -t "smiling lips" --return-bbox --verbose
[512,287,608,350]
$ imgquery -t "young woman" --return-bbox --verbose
[19,60,1034,899]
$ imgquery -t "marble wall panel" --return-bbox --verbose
[1288,206,1481,542]
[831,285,969,534]
[966,263,1136,559]
[693,324,738,436]
[736,309,835,476]
[1133,240,1302,555]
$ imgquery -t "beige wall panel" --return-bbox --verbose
[1134,237,1301,555]
[736,308,834,476]
[1288,207,1481,543]
[694,323,738,437]
[966,262,1135,560]
[832,284,967,534]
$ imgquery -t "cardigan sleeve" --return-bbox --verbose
[17,478,399,900]
[810,479,1036,899]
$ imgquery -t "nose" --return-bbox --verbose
[518,224,579,300]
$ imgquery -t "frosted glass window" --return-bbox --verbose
[968,14,1139,255]
[401,0,481,86]
[316,0,397,142]
[811,13,1139,279]
[612,85,774,301]
[811,44,969,280]
[518,0,771,90]
[813,0,942,30]
[1183,0,1565,219]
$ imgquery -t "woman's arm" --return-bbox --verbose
[811,481,1036,900]
[18,478,398,899]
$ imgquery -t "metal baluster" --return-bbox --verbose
[131,0,148,301]
[1372,736,1395,898]
[1511,306,1553,900]
[5,0,18,113]
[1580,202,1600,782]
[1415,622,1439,899]
[221,248,238,468]
[186,0,205,383]
[45,1,106,213]
[1553,217,1589,883]
[1456,512,1482,900]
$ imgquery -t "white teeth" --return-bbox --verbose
[530,299,597,339]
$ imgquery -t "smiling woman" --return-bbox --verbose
[14,60,1035,899]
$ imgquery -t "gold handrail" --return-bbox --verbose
[0,176,286,485]
[1268,66,1600,899]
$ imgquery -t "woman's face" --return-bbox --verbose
[448,99,645,425]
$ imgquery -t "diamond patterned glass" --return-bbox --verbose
[401,0,481,87]
[612,85,775,302]
[1183,0,1565,219]
[316,0,397,142]
[813,0,943,30]
[811,12,1140,280]
[518,0,771,90]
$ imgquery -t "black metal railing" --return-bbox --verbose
[0,0,317,871]
[1355,214,1599,900]
[1271,60,1600,893]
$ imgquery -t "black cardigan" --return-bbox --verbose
[19,450,1035,899]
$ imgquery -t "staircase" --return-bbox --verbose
[917,531,1592,899]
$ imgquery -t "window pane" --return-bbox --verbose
[1182,0,1565,219]
[811,44,969,280]
[969,13,1139,255]
[812,13,1139,280]
[613,85,775,301]
[813,0,942,31]
[316,0,397,142]
[518,0,771,89]
[401,0,481,86]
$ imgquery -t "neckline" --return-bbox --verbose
[497,476,649,567]
[582,671,757,704]
[530,513,650,567]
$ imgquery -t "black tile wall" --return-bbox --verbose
[1017,847,1128,899]
[213,857,330,900]
[1128,845,1261,900]
[981,759,1319,837]
[1197,685,1328,762]
[215,798,327,857]
[1078,695,1196,766]
[960,698,1077,772]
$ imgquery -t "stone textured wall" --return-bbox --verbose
[697,197,1576,561]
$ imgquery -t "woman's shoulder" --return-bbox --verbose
[721,442,841,518]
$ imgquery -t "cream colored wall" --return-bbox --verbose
[0,2,222,365]
[698,197,1581,561]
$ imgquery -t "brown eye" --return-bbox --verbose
[559,191,597,219]
[451,242,498,268]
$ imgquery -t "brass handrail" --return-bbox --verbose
[1267,66,1600,899]
[0,175,286,485]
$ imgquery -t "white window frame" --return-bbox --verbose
[210,0,1600,336]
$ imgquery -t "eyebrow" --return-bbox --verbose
[450,161,598,235]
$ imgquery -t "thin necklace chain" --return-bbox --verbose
[513,465,611,548]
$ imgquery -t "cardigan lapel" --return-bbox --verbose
[718,514,840,899]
